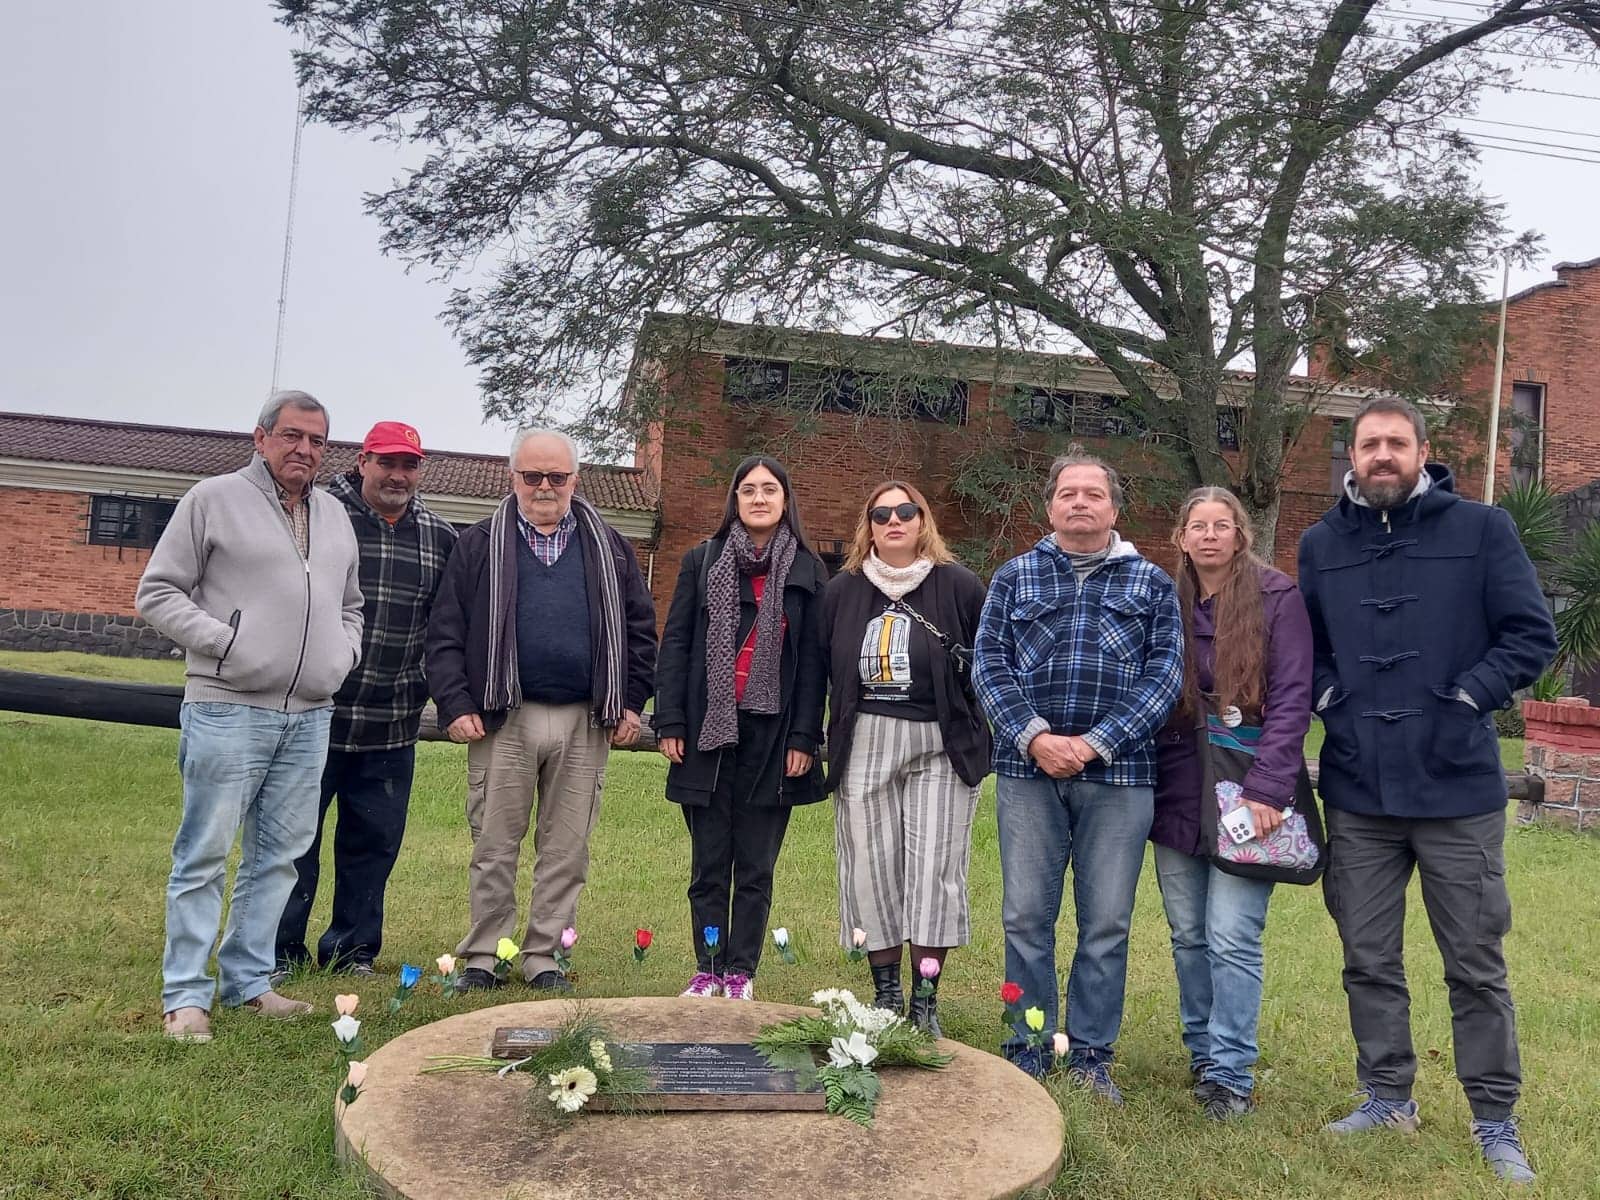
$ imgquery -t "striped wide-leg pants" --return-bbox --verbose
[835,712,981,951]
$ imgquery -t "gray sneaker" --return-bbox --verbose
[1066,1061,1126,1107]
[1324,1091,1421,1134]
[1471,1117,1535,1185]
[1196,1080,1256,1121]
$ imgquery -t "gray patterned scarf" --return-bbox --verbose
[698,521,797,751]
[483,493,627,725]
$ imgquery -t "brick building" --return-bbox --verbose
[626,313,1394,613]
[1461,256,1600,497]
[0,412,658,657]
[6,258,1597,657]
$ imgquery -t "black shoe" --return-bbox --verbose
[907,977,942,1039]
[455,967,504,993]
[528,970,573,993]
[869,962,904,1014]
[1198,1081,1256,1121]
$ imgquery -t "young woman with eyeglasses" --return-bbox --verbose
[1151,486,1313,1119]
[818,481,991,1034]
[653,456,829,1001]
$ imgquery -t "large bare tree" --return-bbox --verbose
[280,0,1598,543]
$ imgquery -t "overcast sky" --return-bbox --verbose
[3,3,1598,459]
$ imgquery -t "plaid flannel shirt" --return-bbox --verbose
[973,534,1184,785]
[326,472,459,752]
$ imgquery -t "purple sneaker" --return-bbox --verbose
[722,973,755,1001]
[680,972,722,998]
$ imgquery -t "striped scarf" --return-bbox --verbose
[698,522,796,751]
[483,493,626,725]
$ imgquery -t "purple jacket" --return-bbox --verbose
[1151,566,1314,855]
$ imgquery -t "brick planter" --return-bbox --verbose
[1521,698,1600,833]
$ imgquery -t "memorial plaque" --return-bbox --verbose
[589,1041,827,1112]
[490,1027,559,1058]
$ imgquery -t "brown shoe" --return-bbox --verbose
[243,990,313,1020]
[163,1006,213,1043]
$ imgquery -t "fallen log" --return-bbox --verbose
[0,668,1542,803]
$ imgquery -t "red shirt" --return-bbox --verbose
[733,574,787,702]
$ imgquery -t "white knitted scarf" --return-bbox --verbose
[861,551,935,601]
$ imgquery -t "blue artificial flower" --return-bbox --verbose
[399,963,422,989]
[703,925,721,949]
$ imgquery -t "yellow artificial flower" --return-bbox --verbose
[495,937,521,962]
[1024,1006,1045,1033]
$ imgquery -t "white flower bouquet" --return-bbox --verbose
[752,988,952,1126]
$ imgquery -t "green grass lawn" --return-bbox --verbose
[0,653,1591,1198]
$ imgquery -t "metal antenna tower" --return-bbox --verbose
[270,33,308,394]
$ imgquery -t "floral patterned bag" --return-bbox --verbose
[1198,710,1326,885]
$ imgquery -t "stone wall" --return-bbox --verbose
[1520,697,1600,833]
[0,608,177,659]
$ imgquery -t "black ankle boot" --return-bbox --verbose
[870,961,904,1014]
[908,976,942,1039]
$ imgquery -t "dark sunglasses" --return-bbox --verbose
[517,470,571,488]
[869,502,922,525]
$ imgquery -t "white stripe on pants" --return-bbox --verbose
[835,712,980,950]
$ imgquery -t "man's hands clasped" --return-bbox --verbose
[1027,731,1101,779]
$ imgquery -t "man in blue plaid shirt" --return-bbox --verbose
[275,421,458,978]
[974,452,1184,1097]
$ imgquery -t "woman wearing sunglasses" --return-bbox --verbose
[820,481,991,1034]
[654,455,829,1001]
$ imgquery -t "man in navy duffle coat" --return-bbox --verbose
[1298,397,1556,1184]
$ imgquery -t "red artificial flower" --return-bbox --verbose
[635,928,654,950]
[1000,981,1023,1006]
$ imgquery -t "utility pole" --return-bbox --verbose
[1482,255,1511,503]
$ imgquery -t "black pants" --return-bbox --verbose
[276,745,416,969]
[1323,806,1521,1119]
[682,767,792,978]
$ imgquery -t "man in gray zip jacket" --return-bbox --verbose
[137,390,363,1043]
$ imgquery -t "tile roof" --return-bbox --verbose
[0,411,659,512]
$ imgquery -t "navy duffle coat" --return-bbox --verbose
[1296,464,1557,819]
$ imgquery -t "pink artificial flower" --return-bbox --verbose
[918,957,941,979]
[334,993,360,1017]
[346,1061,368,1088]
[560,927,579,950]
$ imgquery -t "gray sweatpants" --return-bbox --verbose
[1323,806,1520,1119]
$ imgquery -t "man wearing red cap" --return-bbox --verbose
[275,420,458,978]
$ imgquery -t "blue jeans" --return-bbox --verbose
[995,774,1153,1065]
[163,702,331,1012]
[1154,844,1274,1096]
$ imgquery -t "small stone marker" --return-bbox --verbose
[490,1027,558,1058]
[590,1041,826,1112]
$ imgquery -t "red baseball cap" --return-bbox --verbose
[361,421,426,458]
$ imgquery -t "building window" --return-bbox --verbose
[1509,381,1545,488]
[1216,407,1241,451]
[1330,418,1352,495]
[814,538,849,575]
[88,495,177,548]
[724,357,967,425]
[1016,389,1147,437]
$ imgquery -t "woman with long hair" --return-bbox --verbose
[1151,486,1313,1118]
[820,481,991,1034]
[653,455,829,1001]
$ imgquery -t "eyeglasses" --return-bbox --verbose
[516,470,571,488]
[1185,520,1236,536]
[272,429,326,450]
[737,482,783,499]
[870,502,922,525]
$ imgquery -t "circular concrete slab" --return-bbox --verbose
[335,996,1063,1200]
